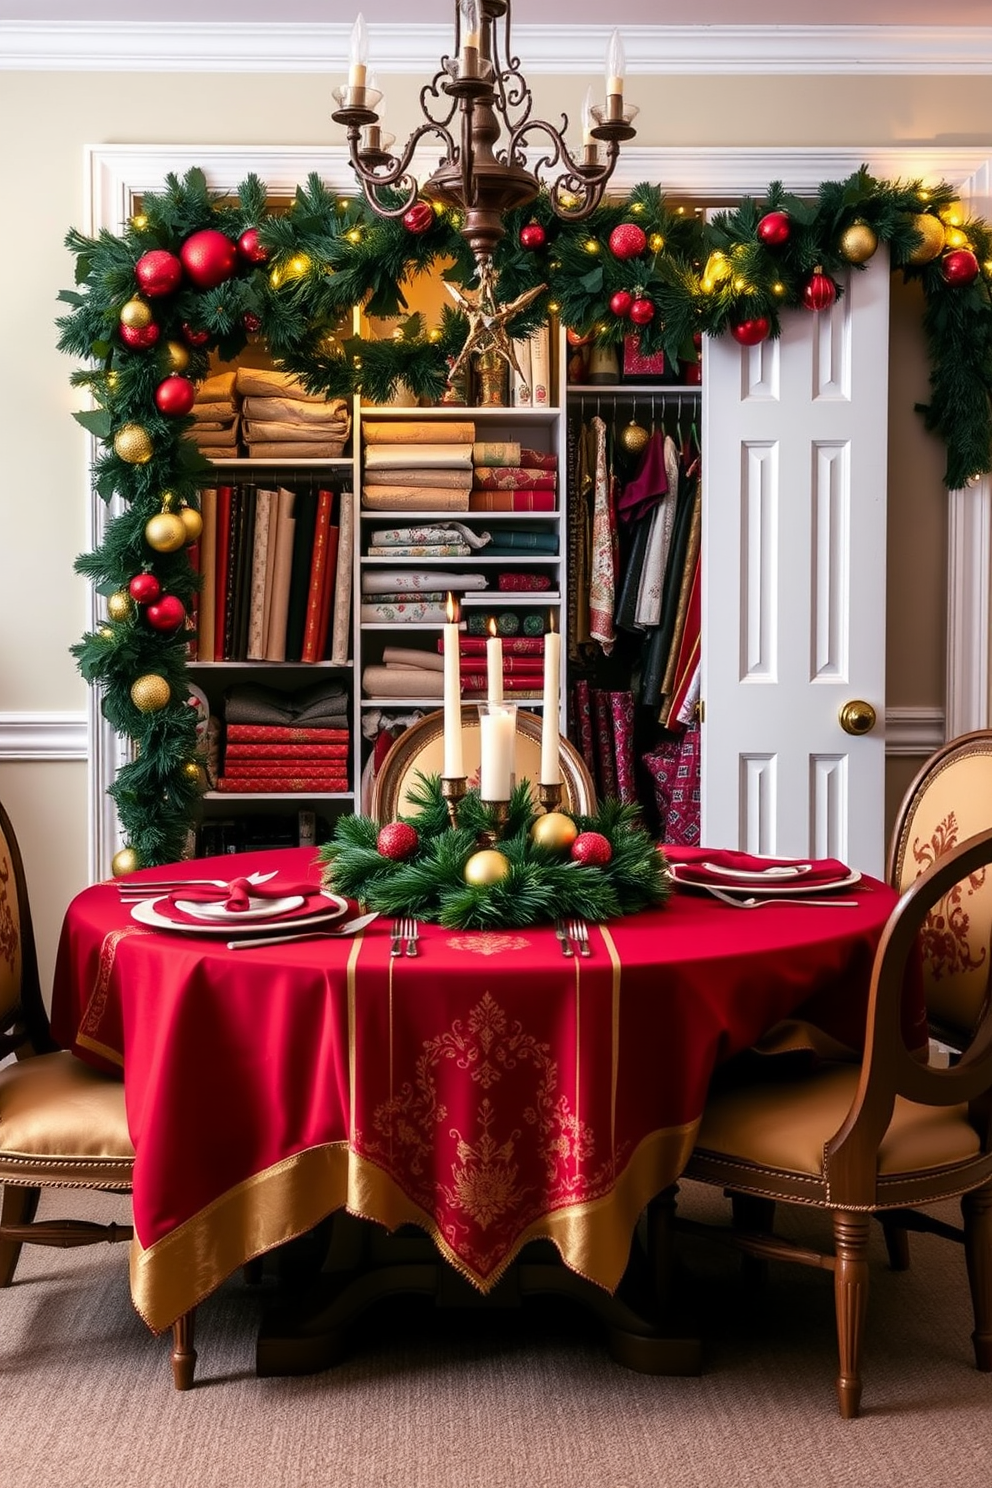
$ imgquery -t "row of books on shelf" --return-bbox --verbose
[192,484,354,664]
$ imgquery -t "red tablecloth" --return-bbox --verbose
[50,847,914,1334]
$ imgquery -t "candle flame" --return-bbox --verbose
[446,591,459,624]
[487,616,498,638]
[548,612,556,634]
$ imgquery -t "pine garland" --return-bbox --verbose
[319,779,671,929]
[57,164,992,864]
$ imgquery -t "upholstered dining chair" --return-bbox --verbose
[370,705,597,822]
[0,795,197,1389]
[680,825,992,1418]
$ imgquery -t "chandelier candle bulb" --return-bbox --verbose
[487,617,503,705]
[605,28,626,120]
[540,615,561,786]
[348,13,369,90]
[459,0,481,77]
[443,593,464,779]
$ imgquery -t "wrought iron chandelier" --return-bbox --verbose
[331,2,638,269]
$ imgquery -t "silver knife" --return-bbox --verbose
[226,910,380,950]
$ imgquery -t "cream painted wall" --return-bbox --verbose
[1,62,989,998]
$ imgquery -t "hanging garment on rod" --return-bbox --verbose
[587,415,618,655]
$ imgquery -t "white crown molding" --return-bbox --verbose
[0,712,88,762]
[5,22,992,75]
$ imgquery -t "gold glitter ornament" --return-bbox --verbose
[621,420,650,455]
[107,590,135,623]
[464,848,511,886]
[839,222,878,264]
[144,512,187,552]
[530,811,579,852]
[130,673,171,712]
[181,760,203,784]
[163,339,190,373]
[111,846,139,877]
[179,506,203,544]
[119,297,153,330]
[113,422,153,464]
[907,213,945,265]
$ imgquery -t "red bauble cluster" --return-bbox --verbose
[571,831,613,867]
[942,248,980,286]
[802,268,837,312]
[609,223,647,260]
[730,317,770,346]
[128,572,162,605]
[237,227,269,265]
[629,297,655,326]
[377,821,420,860]
[519,222,546,251]
[609,290,633,318]
[135,249,183,297]
[119,321,161,350]
[154,375,197,417]
[402,202,434,236]
[146,596,186,632]
[180,229,237,289]
[181,322,210,347]
[757,211,791,247]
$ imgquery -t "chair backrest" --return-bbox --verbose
[887,730,992,1043]
[0,795,50,1061]
[370,707,597,824]
[827,826,992,1207]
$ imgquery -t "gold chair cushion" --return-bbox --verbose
[0,1051,134,1171]
[696,1063,980,1178]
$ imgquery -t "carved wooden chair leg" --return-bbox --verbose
[0,1184,41,1288]
[962,1183,992,1371]
[170,1309,197,1390]
[879,1216,911,1271]
[833,1210,870,1419]
[731,1192,775,1287]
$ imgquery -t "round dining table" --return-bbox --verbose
[50,844,919,1374]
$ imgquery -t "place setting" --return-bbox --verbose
[116,869,368,941]
[663,849,863,908]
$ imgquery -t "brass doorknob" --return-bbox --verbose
[839,700,877,736]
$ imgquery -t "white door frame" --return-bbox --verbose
[84,143,992,880]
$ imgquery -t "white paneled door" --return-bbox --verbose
[701,253,890,876]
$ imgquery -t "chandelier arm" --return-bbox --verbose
[348,120,457,217]
[504,119,620,220]
[419,68,460,132]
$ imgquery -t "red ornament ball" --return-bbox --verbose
[154,374,197,416]
[134,249,183,297]
[941,248,980,286]
[609,289,633,318]
[181,321,210,347]
[519,222,547,251]
[571,831,613,867]
[237,227,269,264]
[377,821,420,861]
[180,229,238,289]
[242,311,262,333]
[402,202,434,236]
[145,595,186,632]
[128,572,162,605]
[608,223,648,260]
[802,269,837,312]
[730,316,770,346]
[119,320,161,350]
[629,297,655,326]
[757,211,791,247]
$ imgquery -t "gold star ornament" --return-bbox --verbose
[444,262,547,388]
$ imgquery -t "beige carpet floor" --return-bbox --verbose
[2,1184,991,1488]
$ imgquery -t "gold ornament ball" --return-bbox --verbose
[145,511,187,553]
[130,673,171,712]
[113,422,154,465]
[621,420,650,455]
[164,339,190,373]
[111,846,140,877]
[839,222,878,264]
[181,760,204,784]
[119,297,153,330]
[907,213,945,265]
[98,626,114,640]
[107,590,135,623]
[179,506,203,544]
[530,811,579,852]
[463,848,511,886]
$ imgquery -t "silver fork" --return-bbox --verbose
[390,918,404,956]
[404,917,419,956]
[554,919,573,957]
[569,919,591,956]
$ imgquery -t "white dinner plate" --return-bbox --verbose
[669,865,862,897]
[130,892,348,936]
[701,861,813,881]
[173,895,306,922]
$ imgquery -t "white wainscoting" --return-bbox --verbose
[0,713,87,761]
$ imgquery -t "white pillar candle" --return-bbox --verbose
[443,593,463,778]
[540,617,561,785]
[480,705,515,800]
[487,621,503,705]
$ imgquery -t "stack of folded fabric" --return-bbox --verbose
[469,443,558,512]
[236,369,351,458]
[359,569,488,625]
[189,371,240,457]
[362,420,475,510]
[446,634,546,698]
[366,520,492,558]
[217,680,351,794]
[362,646,446,699]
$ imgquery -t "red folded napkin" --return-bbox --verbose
[166,878,317,913]
[664,848,851,889]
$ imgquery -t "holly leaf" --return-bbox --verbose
[579,267,604,293]
[73,408,112,438]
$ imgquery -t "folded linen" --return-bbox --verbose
[362,665,445,697]
[366,545,471,557]
[196,371,237,403]
[361,570,488,595]
[243,419,349,442]
[361,487,471,511]
[234,367,326,401]
[363,467,473,489]
[362,420,475,444]
[190,423,240,449]
[224,680,349,727]
[360,602,449,624]
[364,444,474,469]
[245,441,348,458]
[242,395,350,425]
[666,848,851,889]
[191,402,238,423]
[369,522,491,549]
[383,647,445,672]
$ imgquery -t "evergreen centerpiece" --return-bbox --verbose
[319,776,671,930]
